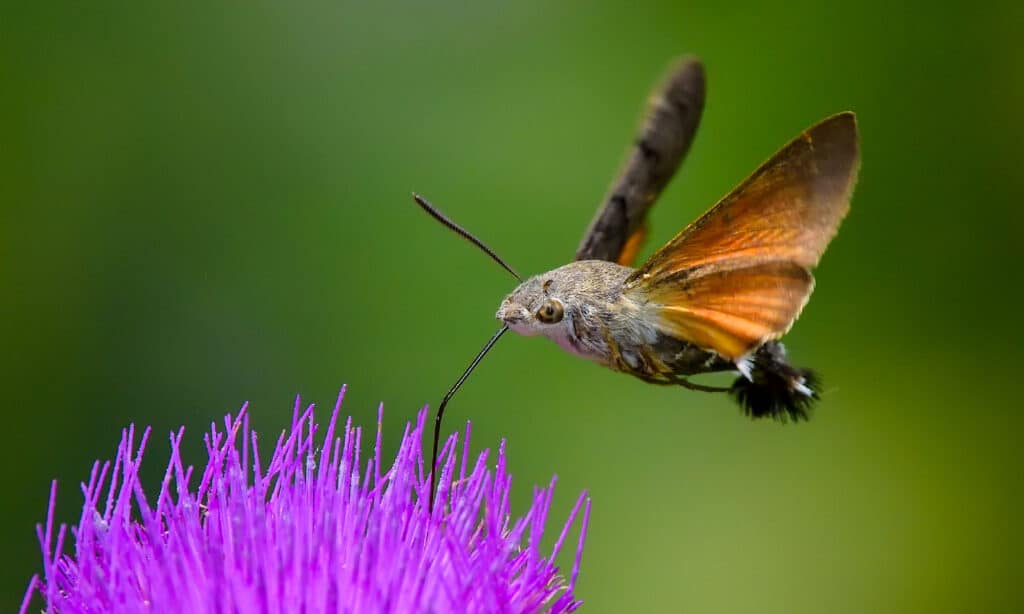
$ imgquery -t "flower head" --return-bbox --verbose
[22,388,590,613]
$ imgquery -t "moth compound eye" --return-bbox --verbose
[535,299,564,324]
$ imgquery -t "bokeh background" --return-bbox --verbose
[3,1,1021,612]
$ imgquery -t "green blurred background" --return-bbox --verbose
[2,1,1021,612]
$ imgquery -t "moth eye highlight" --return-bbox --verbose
[535,299,564,324]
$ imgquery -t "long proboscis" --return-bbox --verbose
[413,193,522,282]
[428,325,509,512]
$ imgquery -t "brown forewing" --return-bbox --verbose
[627,112,860,359]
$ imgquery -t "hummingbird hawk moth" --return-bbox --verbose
[416,57,860,509]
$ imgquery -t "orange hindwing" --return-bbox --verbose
[626,112,860,360]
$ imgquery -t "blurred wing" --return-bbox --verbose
[626,112,860,359]
[575,57,705,264]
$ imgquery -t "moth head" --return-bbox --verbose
[497,276,569,337]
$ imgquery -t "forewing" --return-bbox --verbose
[630,112,859,280]
[575,57,705,264]
[628,112,860,359]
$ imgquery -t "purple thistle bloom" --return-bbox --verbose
[22,388,590,613]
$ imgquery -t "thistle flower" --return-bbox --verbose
[21,388,590,613]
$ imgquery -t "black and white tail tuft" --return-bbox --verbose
[729,342,820,422]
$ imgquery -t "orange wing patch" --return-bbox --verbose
[646,262,814,359]
[627,113,859,359]
[616,223,649,267]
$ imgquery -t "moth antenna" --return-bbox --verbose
[428,325,509,512]
[413,193,522,282]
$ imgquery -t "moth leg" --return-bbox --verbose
[600,326,629,372]
[639,346,673,376]
[672,375,731,393]
[628,367,730,393]
[630,372,677,386]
